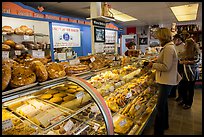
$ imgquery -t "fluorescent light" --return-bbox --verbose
[110,8,137,22]
[170,3,199,21]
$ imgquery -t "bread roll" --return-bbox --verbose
[4,40,15,48]
[2,63,12,91]
[15,44,25,50]
[20,25,29,32]
[14,27,25,35]
[2,44,11,51]
[10,66,36,88]
[25,28,34,35]
[46,62,66,79]
[30,60,48,82]
[2,26,14,34]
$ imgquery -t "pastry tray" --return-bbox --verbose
[39,76,67,86]
[2,108,38,135]
[5,97,72,131]
[91,66,109,72]
[73,70,91,76]
[2,82,38,96]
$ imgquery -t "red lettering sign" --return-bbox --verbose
[60,17,68,22]
[33,13,44,18]
[2,8,10,14]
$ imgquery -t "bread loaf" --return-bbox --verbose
[4,39,15,48]
[10,66,36,88]
[46,62,66,79]
[15,44,25,50]
[25,28,34,35]
[14,27,25,35]
[30,60,48,82]
[2,44,11,51]
[2,63,12,91]
[20,25,29,32]
[2,26,14,34]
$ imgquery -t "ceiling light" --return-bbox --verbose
[110,8,137,22]
[170,3,199,21]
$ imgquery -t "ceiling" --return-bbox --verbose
[22,2,202,27]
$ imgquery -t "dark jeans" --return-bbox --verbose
[154,84,173,135]
[181,80,196,106]
[169,85,177,97]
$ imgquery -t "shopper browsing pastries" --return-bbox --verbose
[178,38,201,109]
[169,34,185,99]
[124,41,136,56]
[147,28,182,135]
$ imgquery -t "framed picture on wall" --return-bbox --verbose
[139,37,148,45]
[94,27,105,42]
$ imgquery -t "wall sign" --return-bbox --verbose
[94,27,105,42]
[52,25,81,48]
[32,50,45,58]
[93,20,106,27]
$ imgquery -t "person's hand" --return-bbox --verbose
[179,60,188,64]
[147,61,153,68]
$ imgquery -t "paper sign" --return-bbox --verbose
[93,124,100,131]
[126,92,132,99]
[24,35,30,40]
[119,119,127,127]
[63,120,74,131]
[2,51,9,59]
[2,119,13,131]
[57,53,66,61]
[91,105,99,113]
[15,50,21,55]
[90,57,95,62]
[69,58,80,65]
[32,50,45,58]
[76,91,85,99]
[135,105,140,110]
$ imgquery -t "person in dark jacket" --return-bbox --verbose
[178,38,201,109]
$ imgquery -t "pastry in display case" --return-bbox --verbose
[2,76,114,135]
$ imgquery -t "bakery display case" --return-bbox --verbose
[2,76,114,135]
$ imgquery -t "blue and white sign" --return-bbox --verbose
[52,25,81,48]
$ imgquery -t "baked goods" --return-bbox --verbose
[2,25,14,34]
[20,25,29,32]
[63,94,75,101]
[65,64,90,75]
[2,63,11,91]
[40,94,52,100]
[14,27,25,35]
[45,89,59,95]
[67,89,77,94]
[46,62,66,79]
[76,87,84,92]
[2,44,11,51]
[30,60,48,82]
[4,39,15,48]
[53,92,67,98]
[59,62,70,70]
[49,97,63,104]
[25,28,34,35]
[14,43,25,50]
[10,66,36,88]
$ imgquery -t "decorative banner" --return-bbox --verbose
[52,25,81,48]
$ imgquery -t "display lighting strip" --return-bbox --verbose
[109,8,137,22]
[170,3,199,21]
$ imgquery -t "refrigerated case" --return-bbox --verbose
[2,76,114,135]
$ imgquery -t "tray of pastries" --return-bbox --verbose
[2,108,38,135]
[5,98,71,131]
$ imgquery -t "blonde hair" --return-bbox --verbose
[184,38,201,59]
[156,28,172,46]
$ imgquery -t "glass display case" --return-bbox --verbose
[2,76,114,135]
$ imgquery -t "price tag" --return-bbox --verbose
[119,119,127,127]
[91,105,99,113]
[69,58,80,65]
[32,50,45,58]
[24,35,30,40]
[76,91,85,99]
[126,92,132,99]
[15,50,21,55]
[90,57,95,62]
[93,124,100,131]
[2,119,13,131]
[66,52,72,57]
[2,51,9,59]
[63,120,74,131]
[135,105,141,110]
[57,53,66,61]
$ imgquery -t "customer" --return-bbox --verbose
[147,28,181,135]
[178,38,201,109]
[124,41,136,56]
[169,34,185,100]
